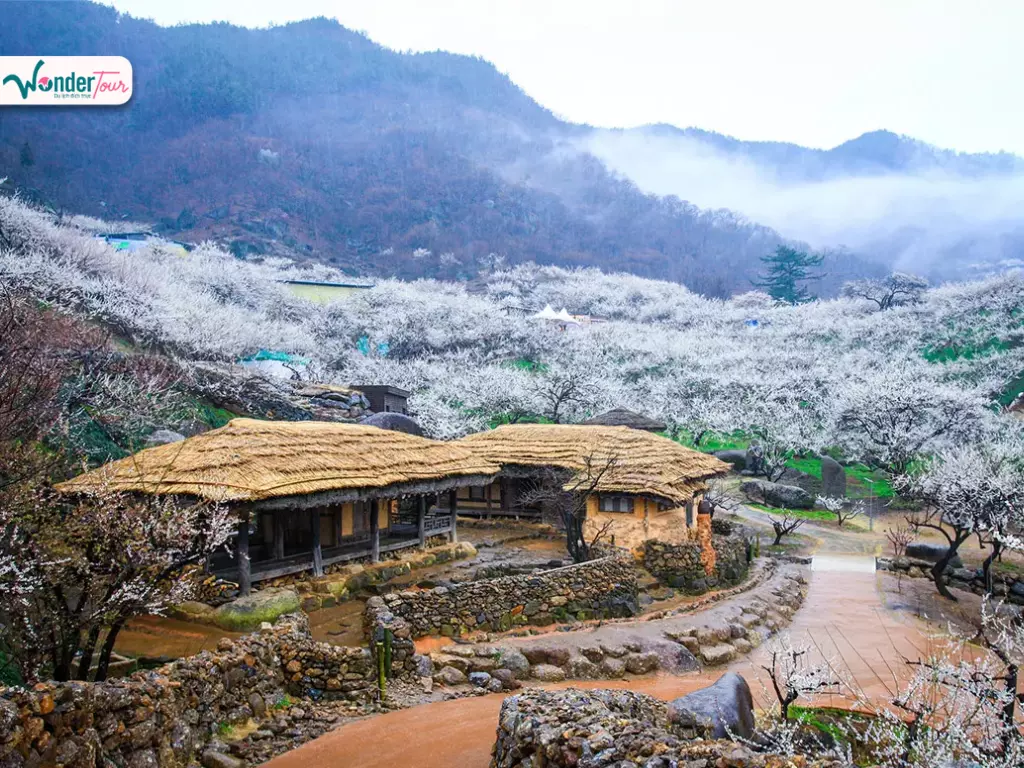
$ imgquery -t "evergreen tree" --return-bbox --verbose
[753,245,823,304]
[19,141,34,168]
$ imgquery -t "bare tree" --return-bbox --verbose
[759,633,843,720]
[842,272,929,311]
[766,509,806,546]
[703,478,739,514]
[536,369,596,424]
[518,452,618,563]
[885,522,916,592]
[816,495,864,528]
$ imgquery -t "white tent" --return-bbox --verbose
[530,304,561,321]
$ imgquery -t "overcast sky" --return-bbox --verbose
[105,0,1021,155]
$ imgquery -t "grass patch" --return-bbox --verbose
[669,429,750,452]
[845,464,894,498]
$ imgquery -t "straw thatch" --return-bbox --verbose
[581,408,667,432]
[57,418,499,506]
[459,424,730,504]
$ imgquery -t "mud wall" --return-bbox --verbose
[0,615,375,768]
[365,556,638,641]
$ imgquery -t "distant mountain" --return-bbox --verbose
[0,1,945,294]
[639,126,1024,181]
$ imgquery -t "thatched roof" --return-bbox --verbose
[57,418,498,508]
[581,408,667,432]
[459,424,729,504]
[360,412,424,437]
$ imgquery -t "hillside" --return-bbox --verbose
[0,0,887,296]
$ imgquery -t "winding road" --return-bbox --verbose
[265,517,936,768]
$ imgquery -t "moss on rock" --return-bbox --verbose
[213,588,301,631]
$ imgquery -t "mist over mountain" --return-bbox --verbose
[579,127,1024,279]
[1,1,1018,295]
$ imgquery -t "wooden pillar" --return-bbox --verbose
[448,489,458,543]
[417,495,427,549]
[500,477,510,513]
[310,509,323,577]
[237,511,251,597]
[370,500,380,563]
[333,507,342,548]
[273,513,285,560]
[485,483,493,519]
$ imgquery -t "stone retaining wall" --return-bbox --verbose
[643,531,750,593]
[0,615,376,768]
[877,556,1024,603]
[366,555,638,641]
[426,563,808,691]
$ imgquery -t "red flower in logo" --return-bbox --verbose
[38,76,49,87]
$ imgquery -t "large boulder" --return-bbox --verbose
[360,412,424,437]
[820,456,846,498]
[668,672,755,740]
[713,450,747,471]
[212,588,300,631]
[906,542,963,569]
[740,480,813,509]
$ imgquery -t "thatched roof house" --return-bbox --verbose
[581,408,667,432]
[459,424,727,507]
[58,418,496,506]
[458,424,729,547]
[58,419,498,592]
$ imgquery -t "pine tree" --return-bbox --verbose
[19,141,34,168]
[753,246,823,304]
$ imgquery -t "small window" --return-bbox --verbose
[599,494,633,513]
[468,486,487,501]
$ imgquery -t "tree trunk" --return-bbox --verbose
[982,542,1001,595]
[931,550,959,601]
[772,524,784,547]
[75,625,101,680]
[94,619,125,682]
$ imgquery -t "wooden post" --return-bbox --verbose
[311,509,324,577]
[370,500,380,563]
[485,483,493,519]
[273,513,285,560]
[417,495,427,550]
[500,477,510,514]
[448,489,458,543]
[333,507,342,548]
[237,511,251,597]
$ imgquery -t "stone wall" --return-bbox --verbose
[877,556,1024,603]
[643,530,750,593]
[0,615,376,768]
[365,556,638,641]
[491,688,844,768]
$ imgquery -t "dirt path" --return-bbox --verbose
[264,549,940,768]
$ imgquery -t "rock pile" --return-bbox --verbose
[491,686,844,768]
